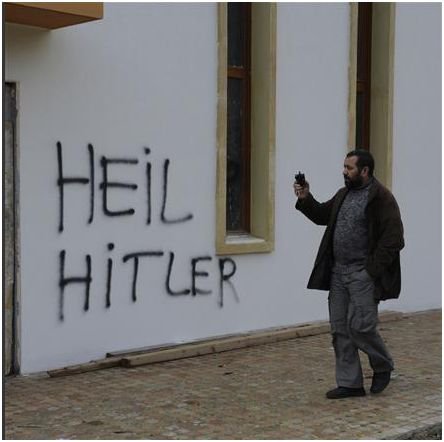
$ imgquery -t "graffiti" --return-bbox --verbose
[145,147,152,225]
[100,157,139,217]
[105,243,114,309]
[56,142,194,231]
[59,248,238,321]
[219,258,239,308]
[122,251,165,302]
[57,142,94,233]
[166,252,191,296]
[59,250,92,322]
[161,159,194,224]
[191,256,212,296]
[56,142,239,321]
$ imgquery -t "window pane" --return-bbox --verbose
[227,77,244,231]
[228,3,245,67]
[356,3,372,151]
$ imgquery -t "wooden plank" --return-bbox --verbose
[47,357,121,378]
[121,311,403,368]
[49,311,405,375]
[107,343,178,358]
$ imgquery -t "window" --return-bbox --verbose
[216,3,276,255]
[355,3,372,151]
[227,3,251,232]
[348,3,395,188]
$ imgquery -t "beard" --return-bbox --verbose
[344,174,364,189]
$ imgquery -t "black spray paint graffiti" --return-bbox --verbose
[57,142,94,232]
[56,142,193,232]
[58,248,238,321]
[56,143,239,321]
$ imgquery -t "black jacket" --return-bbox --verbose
[296,179,404,301]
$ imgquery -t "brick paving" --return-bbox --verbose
[5,310,441,439]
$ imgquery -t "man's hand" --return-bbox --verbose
[294,180,310,200]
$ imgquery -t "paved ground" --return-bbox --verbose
[5,310,441,440]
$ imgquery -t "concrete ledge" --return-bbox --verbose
[401,308,441,318]
[384,422,442,440]
[47,310,404,376]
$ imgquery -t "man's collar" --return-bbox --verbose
[352,176,375,191]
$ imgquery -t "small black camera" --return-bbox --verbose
[295,171,306,187]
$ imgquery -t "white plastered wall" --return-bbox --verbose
[5,3,441,373]
[387,3,442,312]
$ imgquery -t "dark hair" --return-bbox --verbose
[346,149,375,177]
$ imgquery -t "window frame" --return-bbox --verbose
[216,3,276,255]
[348,2,395,189]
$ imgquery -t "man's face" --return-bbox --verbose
[343,155,366,189]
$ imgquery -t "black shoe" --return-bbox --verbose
[326,386,366,399]
[370,371,391,394]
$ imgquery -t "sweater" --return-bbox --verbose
[332,179,373,274]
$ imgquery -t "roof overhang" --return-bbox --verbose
[4,2,103,29]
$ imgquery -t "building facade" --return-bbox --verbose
[4,2,441,374]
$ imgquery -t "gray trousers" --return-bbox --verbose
[328,269,394,388]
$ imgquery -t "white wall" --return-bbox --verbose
[5,3,440,374]
[7,3,225,373]
[389,3,442,312]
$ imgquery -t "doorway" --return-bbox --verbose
[4,82,19,375]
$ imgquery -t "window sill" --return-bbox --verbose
[216,233,273,256]
[226,233,264,244]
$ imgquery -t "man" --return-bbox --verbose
[294,150,404,399]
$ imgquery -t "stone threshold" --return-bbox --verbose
[46,310,405,378]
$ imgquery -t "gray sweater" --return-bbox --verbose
[332,179,374,274]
